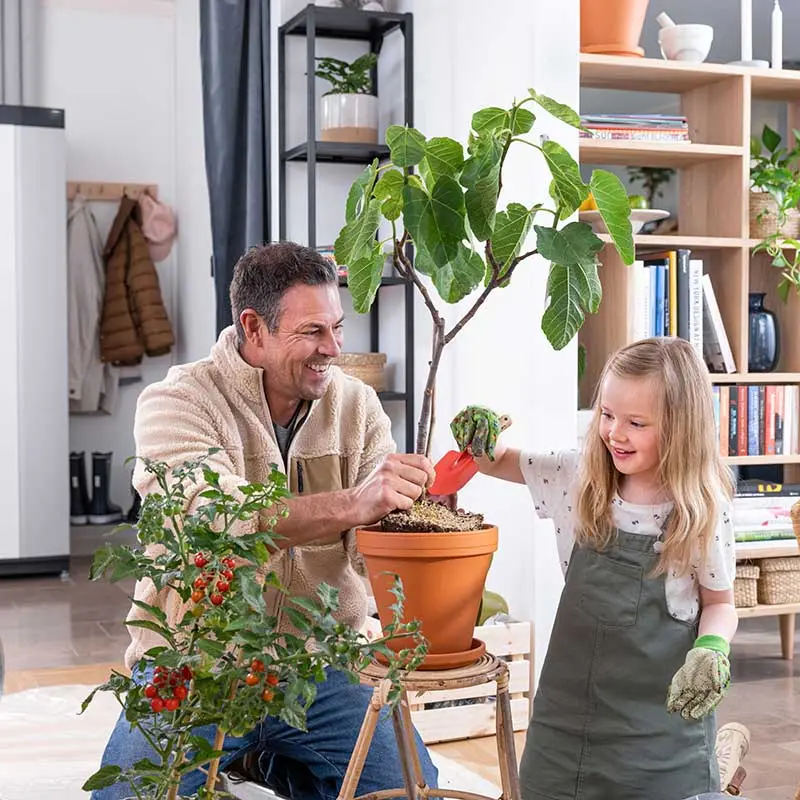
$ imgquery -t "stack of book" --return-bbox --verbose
[713,384,800,457]
[733,481,800,544]
[628,250,737,374]
[579,114,690,142]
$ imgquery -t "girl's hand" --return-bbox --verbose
[450,405,512,461]
[666,635,731,720]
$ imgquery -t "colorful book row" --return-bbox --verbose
[713,384,800,457]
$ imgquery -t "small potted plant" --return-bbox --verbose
[334,90,634,667]
[315,53,378,144]
[81,452,424,800]
[750,124,800,300]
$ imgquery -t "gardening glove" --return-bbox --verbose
[450,405,512,461]
[666,634,731,721]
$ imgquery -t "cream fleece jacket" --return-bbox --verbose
[123,326,394,669]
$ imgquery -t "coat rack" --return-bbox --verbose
[67,181,159,202]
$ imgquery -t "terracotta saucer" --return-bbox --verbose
[581,43,645,57]
[377,638,487,671]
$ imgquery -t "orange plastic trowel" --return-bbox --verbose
[428,449,479,496]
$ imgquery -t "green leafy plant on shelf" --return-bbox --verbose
[81,451,425,800]
[626,166,675,209]
[334,90,634,457]
[315,53,378,96]
[750,123,800,300]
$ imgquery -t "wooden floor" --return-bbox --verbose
[3,556,800,796]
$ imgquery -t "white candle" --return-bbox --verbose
[742,0,752,62]
[772,0,783,70]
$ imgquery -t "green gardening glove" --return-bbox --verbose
[666,635,731,721]
[450,406,512,461]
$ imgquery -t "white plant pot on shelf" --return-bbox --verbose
[321,93,378,144]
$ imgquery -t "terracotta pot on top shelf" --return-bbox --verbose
[580,0,650,58]
[356,525,498,670]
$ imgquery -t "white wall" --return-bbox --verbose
[39,0,217,509]
[402,0,580,678]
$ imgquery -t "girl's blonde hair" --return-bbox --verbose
[575,337,734,576]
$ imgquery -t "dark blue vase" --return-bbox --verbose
[748,293,779,372]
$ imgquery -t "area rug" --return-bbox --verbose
[0,685,501,799]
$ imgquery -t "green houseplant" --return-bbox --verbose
[750,124,800,299]
[333,90,634,666]
[81,452,424,800]
[315,53,379,144]
[626,165,675,209]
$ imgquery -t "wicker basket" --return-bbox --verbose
[332,352,387,392]
[733,563,760,608]
[749,191,800,239]
[756,556,800,605]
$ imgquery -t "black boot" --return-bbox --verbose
[69,451,90,525]
[126,489,142,524]
[88,451,123,525]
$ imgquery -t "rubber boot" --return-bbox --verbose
[88,451,123,525]
[69,451,90,525]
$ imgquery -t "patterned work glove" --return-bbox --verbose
[450,405,511,461]
[666,634,731,720]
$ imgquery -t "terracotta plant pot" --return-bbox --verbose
[580,0,650,57]
[356,525,498,670]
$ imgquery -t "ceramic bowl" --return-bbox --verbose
[579,209,670,235]
[658,24,713,63]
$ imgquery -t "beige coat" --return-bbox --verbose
[124,326,394,669]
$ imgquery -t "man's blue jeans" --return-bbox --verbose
[91,664,438,800]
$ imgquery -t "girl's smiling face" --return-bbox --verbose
[598,373,661,490]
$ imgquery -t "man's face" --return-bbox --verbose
[259,283,344,404]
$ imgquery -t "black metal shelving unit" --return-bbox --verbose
[278,4,415,451]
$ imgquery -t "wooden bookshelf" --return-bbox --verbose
[579,54,800,486]
[579,140,743,168]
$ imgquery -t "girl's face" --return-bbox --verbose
[598,373,661,486]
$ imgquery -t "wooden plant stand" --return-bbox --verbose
[337,653,521,800]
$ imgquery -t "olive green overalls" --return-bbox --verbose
[519,527,719,800]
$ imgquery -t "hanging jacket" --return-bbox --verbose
[100,195,174,365]
[67,195,120,414]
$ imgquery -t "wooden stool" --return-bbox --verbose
[338,653,521,800]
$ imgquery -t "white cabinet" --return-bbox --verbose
[0,106,69,576]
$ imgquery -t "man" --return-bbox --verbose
[93,242,438,799]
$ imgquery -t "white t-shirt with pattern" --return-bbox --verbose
[519,449,735,623]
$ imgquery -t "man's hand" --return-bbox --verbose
[666,635,731,720]
[450,405,512,461]
[349,453,435,525]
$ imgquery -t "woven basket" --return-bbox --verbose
[757,556,800,605]
[332,352,387,392]
[749,191,800,239]
[733,563,760,608]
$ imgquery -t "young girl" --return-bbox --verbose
[453,337,738,800]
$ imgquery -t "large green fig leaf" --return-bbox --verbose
[528,89,585,131]
[542,140,588,219]
[491,203,532,271]
[386,125,426,167]
[345,160,378,223]
[334,196,381,276]
[402,178,466,268]
[460,135,502,241]
[536,222,604,349]
[589,170,634,265]
[373,169,405,221]
[345,241,385,314]
[472,107,510,134]
[423,137,465,184]
[426,242,486,304]
[509,107,535,135]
